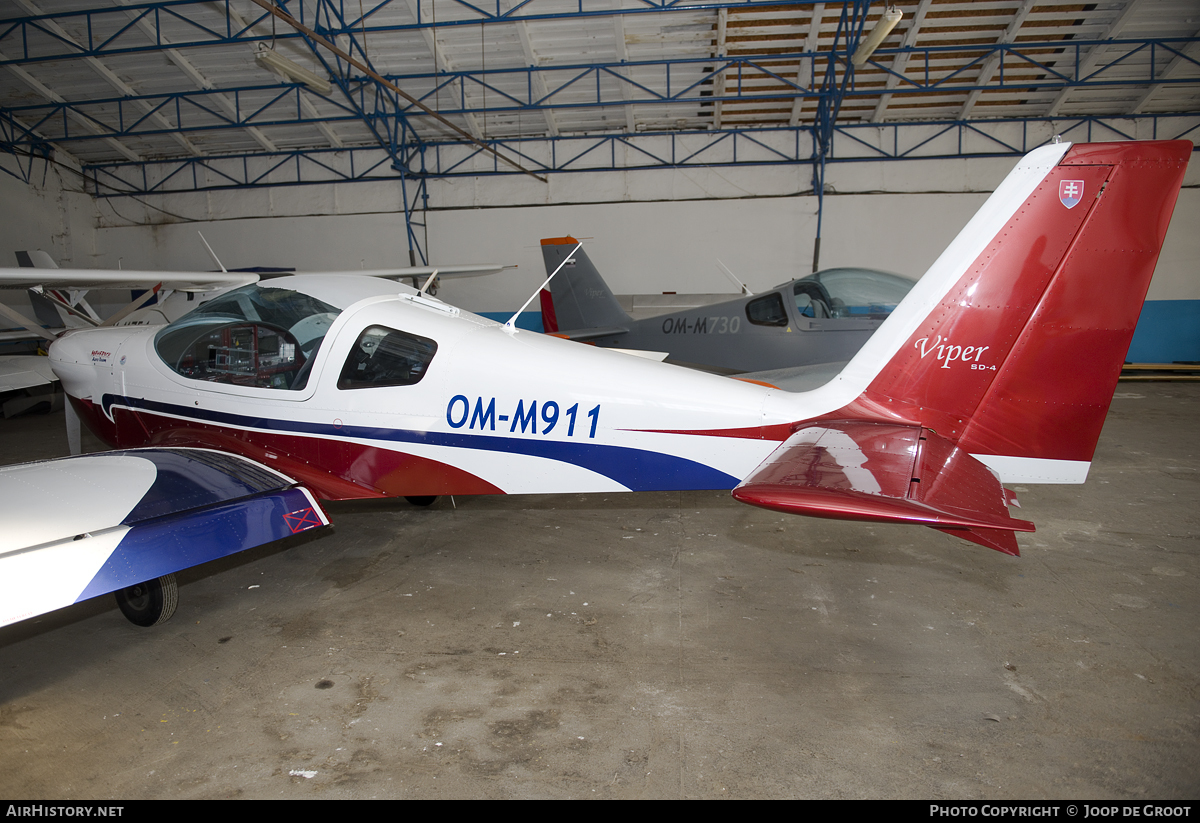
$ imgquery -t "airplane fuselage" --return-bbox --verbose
[49,280,806,502]
[589,288,888,373]
[5,140,1189,631]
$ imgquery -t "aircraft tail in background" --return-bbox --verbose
[539,237,632,336]
[15,250,59,269]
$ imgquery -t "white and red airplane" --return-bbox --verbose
[0,139,1190,630]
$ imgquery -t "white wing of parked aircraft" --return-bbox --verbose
[0,258,516,340]
[0,140,1190,632]
[0,354,58,393]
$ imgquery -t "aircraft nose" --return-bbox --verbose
[48,329,94,367]
[48,328,128,401]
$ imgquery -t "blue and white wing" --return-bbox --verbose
[0,448,329,627]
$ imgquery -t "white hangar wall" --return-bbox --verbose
[3,148,1198,360]
[0,167,94,272]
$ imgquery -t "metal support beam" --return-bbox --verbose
[76,114,1200,196]
[713,8,728,130]
[1045,0,1144,117]
[505,0,559,137]
[111,0,278,153]
[0,0,839,66]
[14,0,202,157]
[790,2,824,127]
[871,0,930,123]
[250,0,547,181]
[1128,28,1200,115]
[397,123,429,267]
[224,3,343,149]
[958,0,1037,121]
[611,0,636,134]
[1,51,142,162]
[403,0,487,141]
[810,0,870,271]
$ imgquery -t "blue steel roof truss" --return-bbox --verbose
[0,0,839,66]
[0,0,1198,196]
[9,34,1194,152]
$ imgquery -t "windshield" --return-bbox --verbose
[154,284,341,390]
[793,268,914,319]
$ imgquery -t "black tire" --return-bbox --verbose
[115,574,179,627]
[404,496,438,507]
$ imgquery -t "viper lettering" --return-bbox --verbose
[914,335,989,369]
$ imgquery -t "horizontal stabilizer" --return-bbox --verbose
[548,326,630,342]
[610,348,669,362]
[732,422,1033,555]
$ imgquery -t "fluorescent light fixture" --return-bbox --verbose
[254,43,332,95]
[852,5,903,67]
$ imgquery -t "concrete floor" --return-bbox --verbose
[0,385,1197,799]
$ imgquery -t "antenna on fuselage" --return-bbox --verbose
[503,240,583,334]
[198,232,227,273]
[716,259,754,296]
[418,269,439,295]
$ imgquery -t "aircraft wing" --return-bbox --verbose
[0,265,514,292]
[732,423,1034,556]
[548,326,630,342]
[0,448,330,628]
[0,268,258,293]
[0,355,58,392]
[343,264,516,280]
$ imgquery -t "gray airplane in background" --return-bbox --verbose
[538,236,916,382]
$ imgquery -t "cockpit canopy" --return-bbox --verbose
[154,283,341,390]
[791,267,914,319]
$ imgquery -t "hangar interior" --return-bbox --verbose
[1,0,1198,799]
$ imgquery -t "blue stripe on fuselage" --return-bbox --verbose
[101,394,740,492]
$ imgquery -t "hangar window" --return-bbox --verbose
[338,325,437,390]
[745,293,789,327]
[154,284,340,390]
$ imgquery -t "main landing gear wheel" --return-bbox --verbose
[404,496,438,507]
[114,574,179,627]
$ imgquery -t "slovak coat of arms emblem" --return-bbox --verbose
[1059,179,1085,209]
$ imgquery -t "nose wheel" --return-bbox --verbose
[114,574,179,627]
[404,496,438,507]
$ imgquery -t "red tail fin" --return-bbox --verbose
[739,141,1190,554]
[842,141,1190,474]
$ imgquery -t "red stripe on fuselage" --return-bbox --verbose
[70,397,503,501]
[628,422,795,441]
